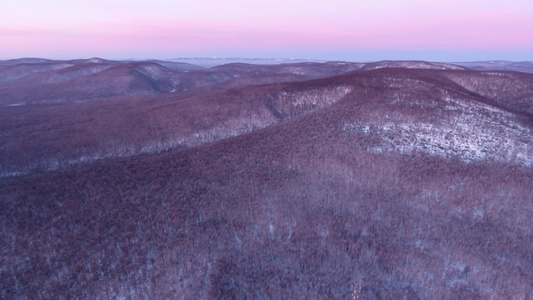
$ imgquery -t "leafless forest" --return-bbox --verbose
[1,58,533,298]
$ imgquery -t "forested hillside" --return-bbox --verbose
[1,59,533,299]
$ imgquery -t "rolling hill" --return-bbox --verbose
[1,59,533,299]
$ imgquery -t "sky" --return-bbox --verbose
[1,0,532,62]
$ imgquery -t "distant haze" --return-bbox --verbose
[1,0,532,61]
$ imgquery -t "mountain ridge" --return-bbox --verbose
[1,59,533,298]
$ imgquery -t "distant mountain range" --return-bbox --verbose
[1,58,532,298]
[162,57,533,72]
[3,58,532,108]
[453,60,533,73]
[165,57,324,67]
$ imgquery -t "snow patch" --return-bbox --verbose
[343,95,532,166]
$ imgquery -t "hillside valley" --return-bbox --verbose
[1,58,533,299]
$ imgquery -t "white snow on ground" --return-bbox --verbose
[0,109,279,179]
[366,61,465,70]
[0,63,73,82]
[270,86,352,116]
[135,64,181,90]
[0,86,351,178]
[343,94,532,166]
[2,82,530,179]
[87,58,105,63]
[47,65,112,83]
[290,86,352,108]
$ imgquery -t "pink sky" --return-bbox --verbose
[1,0,532,61]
